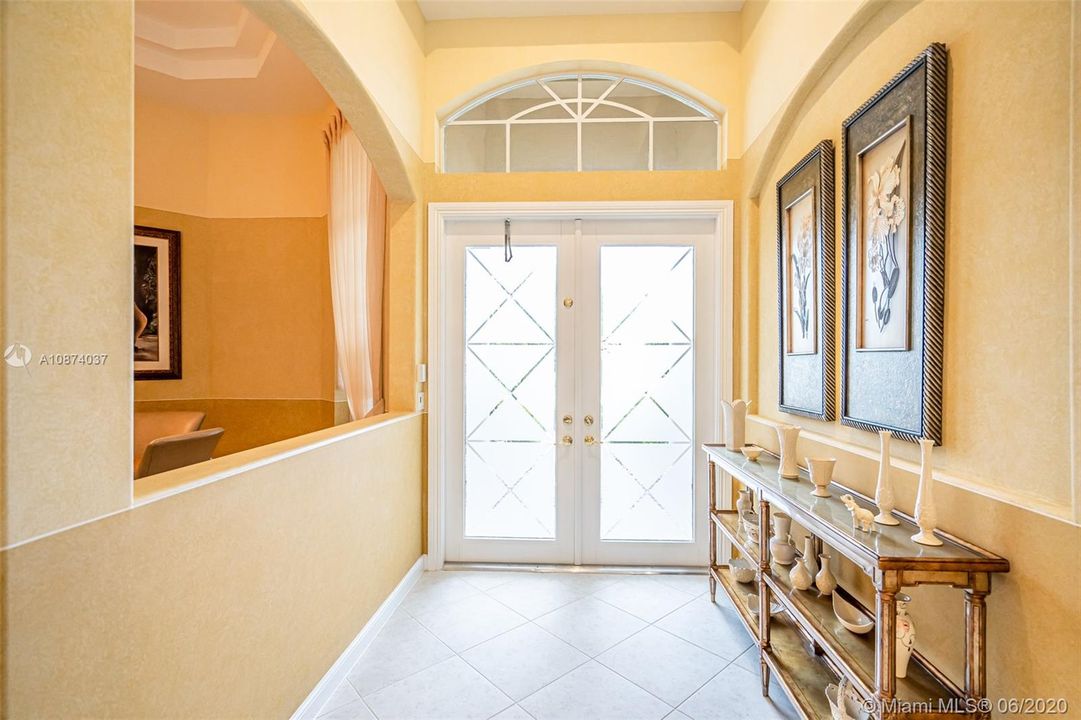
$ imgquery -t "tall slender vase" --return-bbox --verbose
[911,439,943,546]
[801,536,818,579]
[776,424,801,479]
[722,399,751,450]
[874,430,900,526]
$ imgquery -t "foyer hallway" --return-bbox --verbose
[314,570,797,720]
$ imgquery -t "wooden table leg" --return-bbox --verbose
[875,571,899,705]
[708,461,717,603]
[965,580,989,703]
[758,496,772,696]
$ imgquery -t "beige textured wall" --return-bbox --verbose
[741,0,1080,706]
[0,1,134,546]
[3,413,423,719]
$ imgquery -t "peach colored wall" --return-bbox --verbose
[132,208,336,404]
[135,95,331,219]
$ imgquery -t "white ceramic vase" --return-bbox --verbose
[770,534,797,565]
[789,554,813,590]
[776,424,801,479]
[722,399,751,451]
[874,430,900,526]
[895,593,916,678]
[736,488,753,517]
[807,457,836,497]
[815,553,836,596]
[911,439,943,546]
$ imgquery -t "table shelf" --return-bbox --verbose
[705,442,1009,720]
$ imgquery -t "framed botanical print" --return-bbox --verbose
[841,43,947,444]
[134,225,182,380]
[777,140,835,420]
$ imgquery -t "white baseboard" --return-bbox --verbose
[292,555,426,720]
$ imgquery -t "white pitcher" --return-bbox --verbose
[722,399,751,451]
[776,424,801,478]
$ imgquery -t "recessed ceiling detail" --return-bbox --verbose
[135,2,277,81]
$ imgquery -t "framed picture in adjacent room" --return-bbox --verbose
[841,43,947,444]
[777,139,835,420]
[134,225,182,380]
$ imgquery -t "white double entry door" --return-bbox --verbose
[438,204,727,567]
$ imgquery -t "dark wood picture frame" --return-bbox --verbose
[841,43,947,444]
[134,225,182,380]
[777,140,836,420]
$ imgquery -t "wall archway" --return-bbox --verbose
[244,0,417,203]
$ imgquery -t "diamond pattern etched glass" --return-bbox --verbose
[600,246,695,542]
[464,247,557,538]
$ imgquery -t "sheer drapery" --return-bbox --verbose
[326,111,386,420]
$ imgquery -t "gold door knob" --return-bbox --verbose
[584,435,599,446]
[584,415,595,426]
[560,435,574,445]
[563,298,574,308]
[562,415,573,425]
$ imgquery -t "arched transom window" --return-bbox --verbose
[442,74,721,173]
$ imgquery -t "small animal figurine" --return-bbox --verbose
[840,494,875,533]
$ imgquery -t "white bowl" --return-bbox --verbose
[832,590,874,635]
[748,596,784,618]
[740,445,762,461]
[729,558,756,583]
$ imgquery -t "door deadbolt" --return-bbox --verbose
[563,297,574,308]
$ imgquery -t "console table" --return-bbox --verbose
[704,443,1009,720]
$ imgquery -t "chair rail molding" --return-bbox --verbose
[427,200,735,569]
[747,415,1080,526]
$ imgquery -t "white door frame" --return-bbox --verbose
[427,201,734,570]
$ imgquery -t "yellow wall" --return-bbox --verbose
[1,0,134,546]
[297,0,426,158]
[3,413,423,719]
[423,12,743,164]
[739,0,861,153]
[741,0,1079,706]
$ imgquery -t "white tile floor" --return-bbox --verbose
[315,570,798,720]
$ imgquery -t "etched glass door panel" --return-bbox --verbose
[464,246,558,538]
[598,246,695,542]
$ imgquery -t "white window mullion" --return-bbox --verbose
[576,75,583,172]
[648,120,654,171]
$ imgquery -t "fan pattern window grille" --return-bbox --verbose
[442,74,721,173]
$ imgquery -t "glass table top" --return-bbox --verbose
[704,443,1005,567]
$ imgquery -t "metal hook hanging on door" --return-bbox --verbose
[504,218,513,262]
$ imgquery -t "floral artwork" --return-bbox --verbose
[858,121,910,350]
[786,190,816,355]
